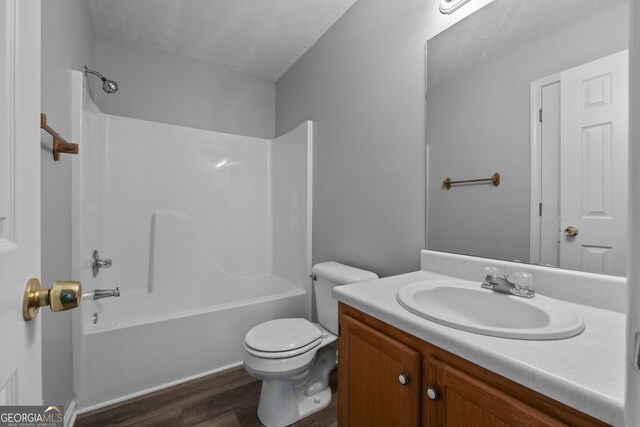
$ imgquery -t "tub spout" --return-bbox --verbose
[94,287,120,300]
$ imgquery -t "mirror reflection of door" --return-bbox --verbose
[532,50,628,276]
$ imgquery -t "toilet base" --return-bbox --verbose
[257,381,332,427]
[255,346,336,427]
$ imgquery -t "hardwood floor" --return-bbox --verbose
[75,366,338,427]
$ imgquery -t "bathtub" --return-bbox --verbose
[74,276,307,409]
[70,71,313,410]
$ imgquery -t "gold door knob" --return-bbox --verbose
[564,226,579,237]
[23,278,82,321]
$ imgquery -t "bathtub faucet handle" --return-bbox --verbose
[92,250,112,277]
[97,258,112,268]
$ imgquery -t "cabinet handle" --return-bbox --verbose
[426,386,439,400]
[398,372,410,385]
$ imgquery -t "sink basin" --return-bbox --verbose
[396,280,584,340]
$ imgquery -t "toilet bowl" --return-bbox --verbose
[243,262,378,427]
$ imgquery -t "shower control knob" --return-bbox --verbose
[92,250,112,277]
[97,258,112,268]
[398,372,410,385]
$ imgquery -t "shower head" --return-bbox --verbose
[102,79,119,94]
[84,66,119,94]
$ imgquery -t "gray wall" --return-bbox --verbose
[276,0,493,277]
[94,34,276,139]
[37,0,493,407]
[427,4,628,262]
[41,0,95,411]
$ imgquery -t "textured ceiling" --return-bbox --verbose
[87,0,358,81]
[427,0,628,88]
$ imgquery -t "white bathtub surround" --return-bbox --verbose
[333,251,626,426]
[70,71,313,409]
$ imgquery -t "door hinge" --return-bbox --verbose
[539,108,543,123]
[539,203,542,216]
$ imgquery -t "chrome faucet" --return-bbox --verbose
[93,287,120,300]
[481,268,535,298]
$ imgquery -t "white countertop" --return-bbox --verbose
[333,270,625,426]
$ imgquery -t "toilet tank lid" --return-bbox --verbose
[311,261,379,285]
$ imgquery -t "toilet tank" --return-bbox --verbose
[312,262,379,335]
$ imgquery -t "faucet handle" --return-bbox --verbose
[481,267,499,290]
[484,266,500,280]
[92,250,112,278]
[513,272,533,295]
[96,258,112,268]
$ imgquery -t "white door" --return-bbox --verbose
[0,0,42,404]
[559,50,629,276]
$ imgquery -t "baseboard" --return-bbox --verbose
[75,361,244,415]
[64,399,77,427]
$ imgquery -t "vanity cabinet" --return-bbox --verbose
[338,303,609,427]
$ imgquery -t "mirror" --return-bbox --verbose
[426,0,629,276]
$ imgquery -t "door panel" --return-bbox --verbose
[428,357,565,427]
[339,314,421,427]
[0,0,42,404]
[560,50,628,275]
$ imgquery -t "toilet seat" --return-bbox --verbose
[243,329,337,377]
[244,318,323,359]
[244,338,322,359]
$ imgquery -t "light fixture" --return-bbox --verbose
[439,0,472,14]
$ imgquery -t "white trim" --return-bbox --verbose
[75,361,243,415]
[306,120,313,271]
[64,399,77,427]
[425,42,429,249]
[0,371,17,405]
[0,0,16,245]
[306,120,313,305]
[529,73,560,264]
[439,0,473,14]
[425,143,430,249]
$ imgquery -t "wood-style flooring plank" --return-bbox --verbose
[182,380,262,426]
[76,367,255,427]
[75,366,338,427]
[193,411,241,427]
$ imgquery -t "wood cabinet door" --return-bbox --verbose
[427,357,567,427]
[339,314,421,427]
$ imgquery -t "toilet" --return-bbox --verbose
[243,261,378,427]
